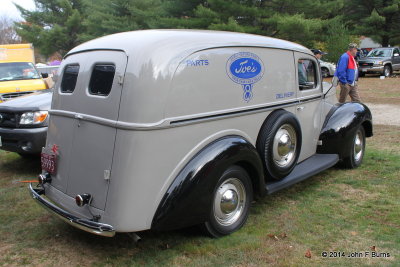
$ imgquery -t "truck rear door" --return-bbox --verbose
[46,50,127,210]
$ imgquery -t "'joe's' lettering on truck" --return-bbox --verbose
[226,52,264,102]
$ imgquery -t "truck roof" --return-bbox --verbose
[0,43,35,63]
[66,30,312,60]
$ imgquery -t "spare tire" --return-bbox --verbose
[256,110,302,180]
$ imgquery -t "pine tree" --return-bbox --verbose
[345,0,400,46]
[158,0,340,48]
[80,0,163,42]
[15,0,86,56]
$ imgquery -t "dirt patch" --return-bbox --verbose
[358,75,400,105]
[364,103,400,126]
[333,184,377,201]
[330,75,400,105]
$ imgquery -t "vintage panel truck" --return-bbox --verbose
[29,30,372,238]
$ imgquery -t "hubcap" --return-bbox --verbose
[214,178,246,226]
[272,124,297,167]
[354,130,364,162]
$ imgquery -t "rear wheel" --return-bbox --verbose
[203,165,253,237]
[343,126,366,168]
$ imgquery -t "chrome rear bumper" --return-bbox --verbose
[29,183,115,237]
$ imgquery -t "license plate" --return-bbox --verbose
[41,153,57,174]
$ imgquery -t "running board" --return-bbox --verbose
[266,154,339,194]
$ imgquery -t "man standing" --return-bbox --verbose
[334,43,361,103]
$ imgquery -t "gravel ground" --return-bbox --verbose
[364,103,400,126]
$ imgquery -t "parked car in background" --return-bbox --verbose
[319,60,336,78]
[310,49,336,78]
[358,47,400,77]
[0,44,50,102]
[0,89,52,156]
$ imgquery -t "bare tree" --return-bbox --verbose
[0,15,21,44]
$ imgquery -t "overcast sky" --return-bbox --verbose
[0,0,36,21]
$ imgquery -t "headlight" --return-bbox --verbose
[20,111,48,125]
[374,60,383,65]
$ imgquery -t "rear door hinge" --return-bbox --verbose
[118,75,124,85]
[104,170,111,181]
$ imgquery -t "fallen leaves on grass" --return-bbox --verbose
[267,234,279,240]
[267,233,287,241]
[279,233,287,239]
[305,249,312,258]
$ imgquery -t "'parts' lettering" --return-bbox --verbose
[186,60,209,66]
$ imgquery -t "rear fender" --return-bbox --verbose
[151,136,264,231]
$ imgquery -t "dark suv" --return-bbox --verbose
[0,89,52,156]
[358,47,400,77]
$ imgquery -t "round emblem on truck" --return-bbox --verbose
[226,52,264,102]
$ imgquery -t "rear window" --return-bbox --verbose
[61,65,79,93]
[89,64,115,96]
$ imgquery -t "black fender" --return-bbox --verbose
[151,136,265,231]
[317,102,373,159]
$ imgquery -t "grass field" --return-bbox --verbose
[0,77,399,266]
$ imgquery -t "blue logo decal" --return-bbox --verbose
[227,52,264,102]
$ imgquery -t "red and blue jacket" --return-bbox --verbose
[334,52,357,84]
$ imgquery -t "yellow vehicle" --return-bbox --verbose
[0,44,48,102]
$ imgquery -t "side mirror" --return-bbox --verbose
[41,73,49,78]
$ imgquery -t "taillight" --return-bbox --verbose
[75,194,92,207]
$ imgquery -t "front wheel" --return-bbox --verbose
[203,165,253,237]
[383,65,392,77]
[343,126,366,168]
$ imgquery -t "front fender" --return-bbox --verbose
[151,136,264,231]
[317,102,373,158]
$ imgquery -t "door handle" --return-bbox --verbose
[74,114,83,127]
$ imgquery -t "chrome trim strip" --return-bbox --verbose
[170,100,299,126]
[29,183,115,237]
[49,95,322,130]
[297,95,323,104]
